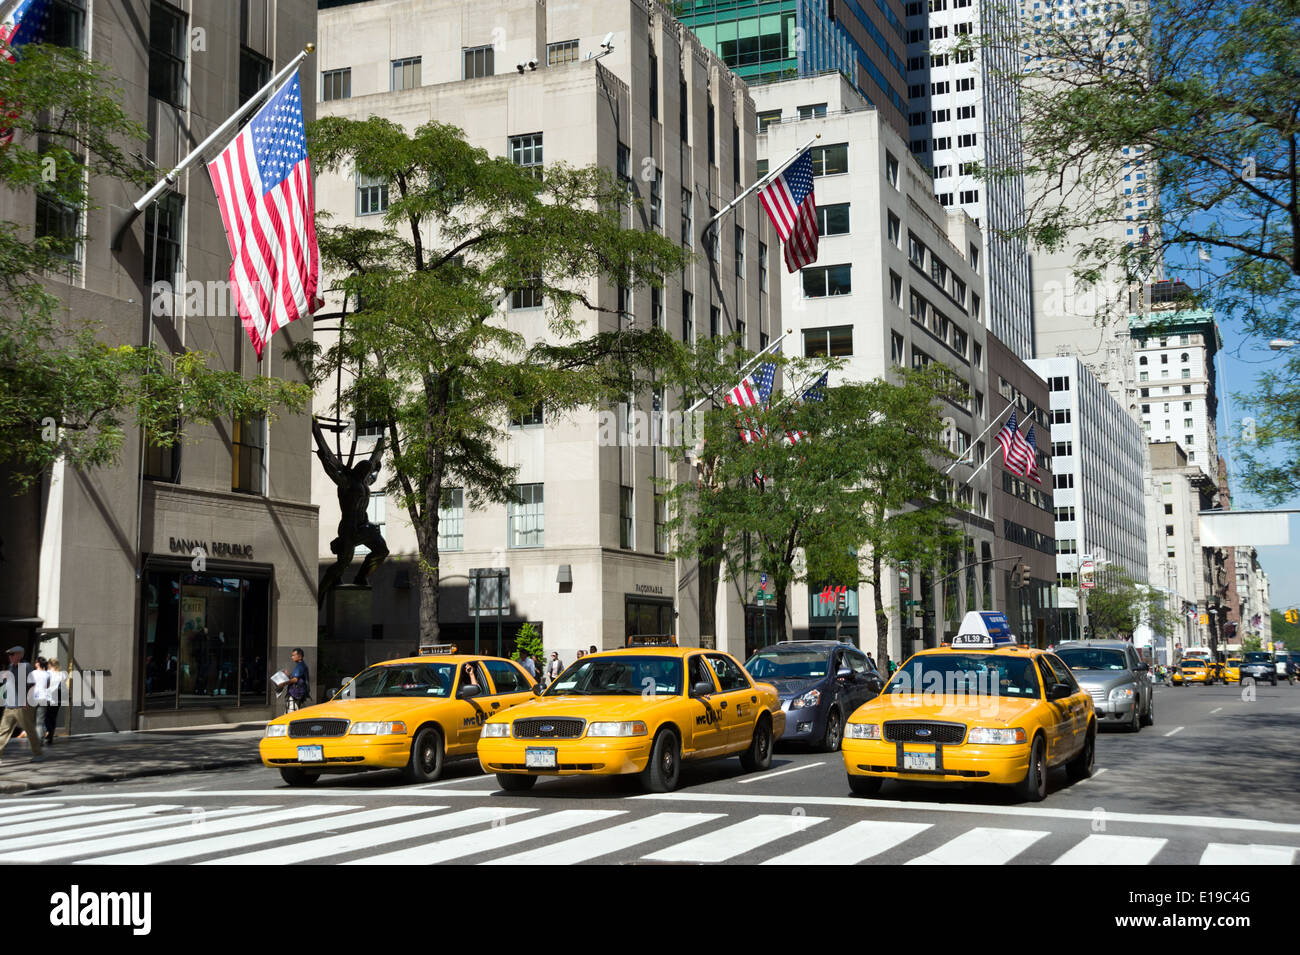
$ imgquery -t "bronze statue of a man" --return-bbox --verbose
[313,417,389,606]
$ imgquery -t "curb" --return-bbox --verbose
[0,755,262,794]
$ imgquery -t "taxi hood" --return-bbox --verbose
[269,696,449,724]
[860,693,1044,726]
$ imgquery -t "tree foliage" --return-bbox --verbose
[1085,565,1178,639]
[0,44,308,488]
[292,116,690,640]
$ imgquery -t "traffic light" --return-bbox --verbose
[1019,564,1032,589]
[1286,609,1299,625]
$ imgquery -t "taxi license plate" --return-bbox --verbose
[525,748,557,769]
[297,745,324,763]
[902,752,936,771]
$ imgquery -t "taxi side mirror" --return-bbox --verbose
[532,684,544,695]
[691,680,715,698]
[1047,683,1073,701]
[457,684,482,700]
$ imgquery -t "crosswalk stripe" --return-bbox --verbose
[761,820,931,865]
[0,803,63,818]
[642,813,826,863]
[905,827,1049,865]
[484,812,726,865]
[1200,843,1298,865]
[3,806,269,851]
[4,804,355,864]
[203,807,535,866]
[0,805,143,833]
[1052,834,1167,865]
[345,810,626,865]
[83,806,437,865]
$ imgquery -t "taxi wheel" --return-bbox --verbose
[279,767,319,787]
[1066,725,1095,782]
[1014,736,1047,803]
[496,773,538,792]
[640,728,682,793]
[740,716,773,772]
[848,774,883,796]
[817,709,843,753]
[402,726,444,783]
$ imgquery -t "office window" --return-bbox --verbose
[510,401,544,427]
[932,137,951,151]
[956,105,976,120]
[757,109,782,132]
[960,189,979,203]
[681,189,693,247]
[936,193,953,206]
[886,152,899,187]
[44,0,86,49]
[393,56,423,90]
[617,142,631,182]
[649,47,658,119]
[438,489,464,551]
[759,242,768,292]
[1184,418,1194,428]
[148,1,187,107]
[910,139,929,155]
[1164,503,1173,515]
[679,78,688,141]
[509,133,543,178]
[932,165,951,180]
[798,103,827,120]
[931,109,950,124]
[35,187,81,263]
[889,271,903,306]
[142,419,180,483]
[651,286,663,329]
[620,486,634,549]
[1181,368,1191,378]
[710,305,720,338]
[908,233,927,267]
[1052,441,1073,456]
[951,326,967,357]
[508,484,544,548]
[1055,506,1075,522]
[891,331,905,365]
[546,39,579,65]
[810,143,849,176]
[1183,401,1192,411]
[755,158,769,179]
[972,342,982,368]
[911,346,933,370]
[1185,434,1194,446]
[817,203,850,236]
[735,225,745,276]
[707,99,716,165]
[707,209,720,262]
[1056,539,1077,555]
[356,173,389,216]
[240,46,272,107]
[322,68,351,101]
[804,326,853,357]
[958,133,977,147]
[509,275,543,310]
[1140,371,1149,381]
[618,284,631,323]
[682,291,694,343]
[231,415,265,495]
[909,112,927,128]
[650,170,663,228]
[802,264,852,298]
[144,192,184,287]
[930,80,950,96]
[654,494,669,554]
[956,77,976,91]
[461,46,491,79]
[736,319,745,345]
[888,211,901,247]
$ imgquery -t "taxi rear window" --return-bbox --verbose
[886,654,1040,698]
[347,663,455,698]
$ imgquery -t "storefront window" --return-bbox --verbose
[626,596,673,643]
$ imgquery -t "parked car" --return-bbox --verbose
[1053,640,1153,732]
[744,641,884,751]
[1240,651,1278,686]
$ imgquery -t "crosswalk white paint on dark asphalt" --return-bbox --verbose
[1,800,1296,866]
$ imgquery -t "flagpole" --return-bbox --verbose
[112,42,316,249]
[685,329,792,416]
[704,134,821,234]
[944,410,1010,475]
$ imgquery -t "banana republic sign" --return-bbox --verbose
[169,537,254,559]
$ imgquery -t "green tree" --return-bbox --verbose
[1085,566,1177,639]
[976,1,1300,498]
[513,621,544,664]
[663,361,961,667]
[0,44,308,488]
[293,116,689,641]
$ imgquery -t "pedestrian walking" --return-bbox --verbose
[520,654,537,679]
[533,655,545,686]
[31,658,51,745]
[282,648,311,713]
[42,658,64,744]
[0,647,43,762]
[588,645,598,656]
[545,651,562,686]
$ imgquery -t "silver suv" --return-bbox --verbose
[1054,640,1154,733]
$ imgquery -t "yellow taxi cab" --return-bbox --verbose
[1175,660,1210,685]
[1223,658,1242,683]
[260,646,536,786]
[476,637,786,792]
[841,614,1095,803]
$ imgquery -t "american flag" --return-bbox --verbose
[207,73,321,360]
[785,371,828,444]
[1022,424,1041,484]
[725,360,777,444]
[996,410,1037,479]
[758,150,819,273]
[0,0,49,144]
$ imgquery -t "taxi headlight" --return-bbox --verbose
[348,721,407,736]
[1108,686,1135,702]
[264,723,288,738]
[844,723,881,740]
[480,723,511,738]
[966,727,1028,745]
[586,721,648,737]
[789,689,821,709]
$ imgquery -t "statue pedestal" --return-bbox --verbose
[326,585,373,642]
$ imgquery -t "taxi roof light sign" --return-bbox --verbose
[627,634,677,647]
[951,611,1016,649]
[418,643,457,656]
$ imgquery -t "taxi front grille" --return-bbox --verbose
[512,718,586,739]
[288,718,349,738]
[882,721,965,744]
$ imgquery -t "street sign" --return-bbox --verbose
[1080,559,1095,590]
[468,568,510,617]
[760,573,768,586]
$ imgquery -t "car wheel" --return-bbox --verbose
[279,767,319,787]
[818,709,843,753]
[740,716,774,772]
[640,728,682,793]
[1014,736,1047,803]
[496,773,538,792]
[1127,702,1141,733]
[1067,725,1096,781]
[1141,695,1154,727]
[402,726,444,783]
[848,774,883,796]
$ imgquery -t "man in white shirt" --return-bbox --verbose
[0,647,44,762]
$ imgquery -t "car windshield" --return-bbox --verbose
[1182,662,1205,669]
[745,650,830,680]
[1056,648,1129,671]
[1244,652,1273,663]
[885,654,1040,698]
[344,663,455,699]
[546,656,683,697]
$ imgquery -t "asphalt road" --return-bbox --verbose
[8,679,1299,865]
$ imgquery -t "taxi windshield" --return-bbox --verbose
[1243,652,1273,663]
[745,651,829,680]
[1182,662,1206,669]
[346,663,455,699]
[546,656,683,697]
[1055,648,1129,671]
[886,654,1040,698]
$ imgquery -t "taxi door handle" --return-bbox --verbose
[491,702,500,709]
[720,701,728,709]
[750,695,757,703]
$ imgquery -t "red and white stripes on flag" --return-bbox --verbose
[758,150,819,273]
[725,360,777,444]
[995,410,1039,482]
[207,72,321,360]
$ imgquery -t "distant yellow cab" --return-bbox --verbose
[1176,661,1210,685]
[841,625,1095,802]
[260,650,536,786]
[1223,658,1242,683]
[476,643,786,792]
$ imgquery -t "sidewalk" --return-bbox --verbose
[0,723,267,794]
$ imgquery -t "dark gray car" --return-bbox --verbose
[1054,640,1154,732]
[744,641,884,751]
